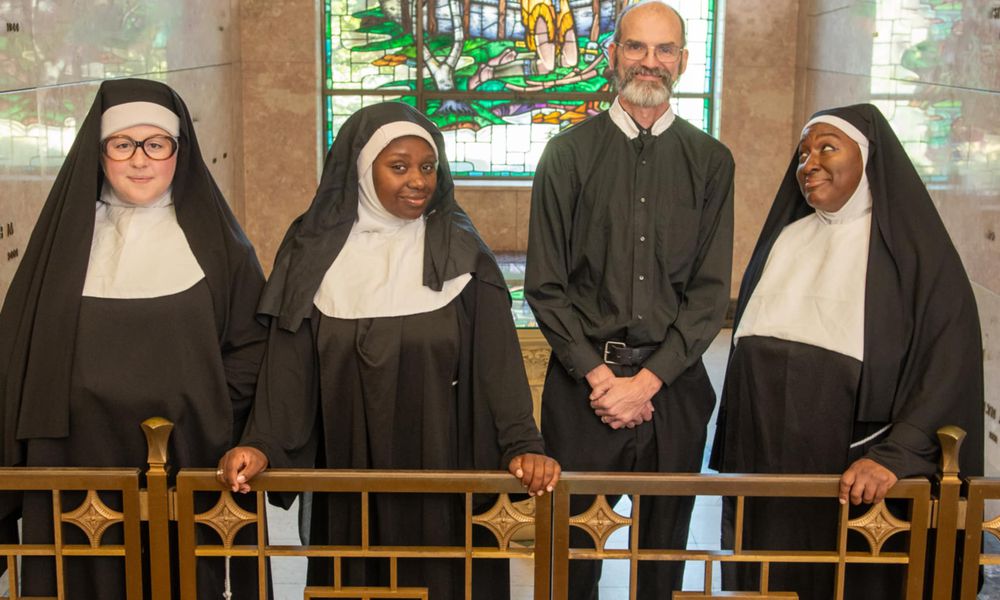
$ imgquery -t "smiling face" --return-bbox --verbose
[371,135,438,220]
[796,122,864,213]
[100,124,178,206]
[608,3,688,108]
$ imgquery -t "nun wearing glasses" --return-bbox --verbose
[711,104,983,599]
[0,78,266,598]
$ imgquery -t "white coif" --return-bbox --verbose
[313,121,472,319]
[82,185,204,299]
[735,211,871,361]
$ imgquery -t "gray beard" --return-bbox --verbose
[612,68,674,107]
[620,79,671,107]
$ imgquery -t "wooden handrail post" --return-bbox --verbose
[141,417,174,600]
[930,425,965,599]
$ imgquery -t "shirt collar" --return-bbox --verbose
[608,97,676,139]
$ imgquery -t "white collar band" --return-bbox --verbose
[609,98,675,139]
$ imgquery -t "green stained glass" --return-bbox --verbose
[323,0,718,177]
[871,0,998,195]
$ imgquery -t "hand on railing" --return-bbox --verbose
[216,446,269,493]
[838,457,898,506]
[508,453,561,496]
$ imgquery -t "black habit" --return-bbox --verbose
[525,105,734,596]
[240,102,544,597]
[710,104,985,599]
[0,78,267,598]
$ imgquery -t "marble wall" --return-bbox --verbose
[238,0,320,273]
[718,0,804,295]
[456,184,533,252]
[797,0,1000,478]
[0,0,245,303]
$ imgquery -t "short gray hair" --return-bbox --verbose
[612,0,687,47]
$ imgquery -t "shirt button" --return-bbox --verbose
[639,197,646,203]
[638,275,645,281]
[639,235,646,242]
[641,160,647,165]
[637,314,644,320]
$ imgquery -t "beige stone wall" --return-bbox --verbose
[455,184,533,252]
[718,0,804,295]
[237,0,320,273]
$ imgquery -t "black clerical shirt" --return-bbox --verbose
[525,106,734,385]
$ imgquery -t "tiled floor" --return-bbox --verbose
[986,537,1000,600]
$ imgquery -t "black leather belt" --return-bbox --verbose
[599,341,656,366]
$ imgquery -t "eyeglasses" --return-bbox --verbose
[618,40,685,64]
[101,135,179,161]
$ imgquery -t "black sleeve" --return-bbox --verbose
[472,278,545,468]
[525,140,603,379]
[239,320,320,472]
[864,278,984,479]
[864,422,939,479]
[643,145,735,385]
[221,250,268,443]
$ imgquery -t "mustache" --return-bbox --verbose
[622,65,673,87]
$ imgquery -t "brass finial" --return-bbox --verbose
[936,425,966,478]
[141,417,174,469]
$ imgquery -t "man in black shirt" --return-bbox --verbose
[525,1,735,596]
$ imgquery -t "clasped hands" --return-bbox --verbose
[216,448,561,497]
[586,364,662,429]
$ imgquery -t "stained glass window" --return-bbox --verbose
[871,1,998,194]
[322,0,719,178]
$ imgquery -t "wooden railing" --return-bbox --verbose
[0,421,994,599]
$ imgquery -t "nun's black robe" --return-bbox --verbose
[710,104,984,600]
[239,102,545,598]
[0,79,267,599]
[245,263,540,595]
[21,278,265,599]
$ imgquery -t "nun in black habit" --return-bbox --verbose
[218,101,561,597]
[0,78,267,598]
[710,104,984,599]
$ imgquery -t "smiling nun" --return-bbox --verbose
[0,78,266,598]
[217,101,560,598]
[710,104,983,599]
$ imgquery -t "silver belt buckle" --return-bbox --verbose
[603,341,627,365]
